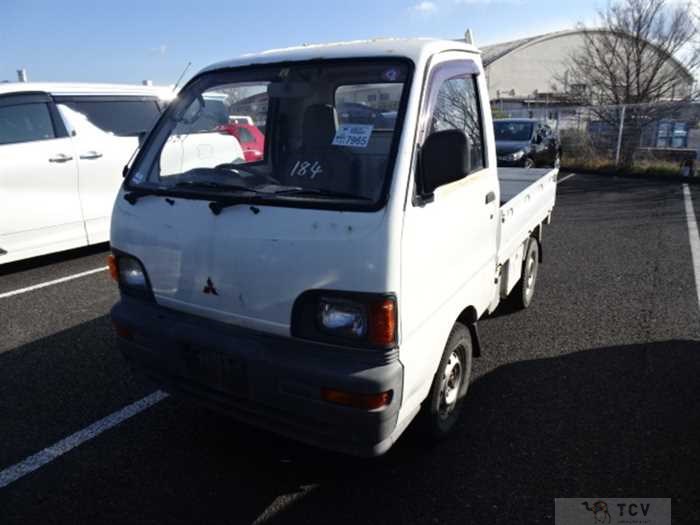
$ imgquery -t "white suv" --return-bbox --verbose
[0,83,173,264]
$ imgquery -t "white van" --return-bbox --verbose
[0,83,173,264]
[110,38,558,456]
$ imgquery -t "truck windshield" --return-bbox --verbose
[128,60,410,208]
[494,121,533,142]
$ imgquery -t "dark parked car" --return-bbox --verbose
[494,118,561,168]
[337,102,379,125]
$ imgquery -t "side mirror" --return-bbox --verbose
[534,133,543,144]
[417,129,470,201]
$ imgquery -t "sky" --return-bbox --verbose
[1,0,604,86]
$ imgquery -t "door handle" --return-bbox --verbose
[485,191,496,204]
[49,153,73,163]
[80,151,103,160]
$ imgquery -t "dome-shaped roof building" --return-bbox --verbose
[479,29,698,152]
[481,29,694,104]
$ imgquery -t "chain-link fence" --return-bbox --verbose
[492,101,700,176]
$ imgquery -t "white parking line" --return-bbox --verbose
[682,184,700,309]
[558,173,576,184]
[0,391,169,489]
[0,266,108,300]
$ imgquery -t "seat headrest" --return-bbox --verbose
[302,104,338,147]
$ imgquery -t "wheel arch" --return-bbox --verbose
[532,224,543,263]
[456,306,482,357]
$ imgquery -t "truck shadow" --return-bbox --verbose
[2,322,698,524]
[259,339,699,524]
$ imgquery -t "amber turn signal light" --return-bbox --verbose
[107,254,119,281]
[368,298,396,346]
[321,388,393,410]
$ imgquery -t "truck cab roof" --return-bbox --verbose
[200,38,481,74]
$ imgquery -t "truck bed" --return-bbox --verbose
[497,167,558,266]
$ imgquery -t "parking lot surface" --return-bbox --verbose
[1,173,699,524]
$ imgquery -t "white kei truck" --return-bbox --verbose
[109,37,558,456]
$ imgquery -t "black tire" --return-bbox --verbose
[507,237,540,310]
[418,322,473,441]
[524,157,536,169]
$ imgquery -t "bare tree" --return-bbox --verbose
[561,0,699,167]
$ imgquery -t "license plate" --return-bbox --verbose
[180,345,247,396]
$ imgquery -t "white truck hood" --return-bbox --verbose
[110,195,390,336]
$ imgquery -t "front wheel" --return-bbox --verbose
[524,157,536,169]
[419,322,473,441]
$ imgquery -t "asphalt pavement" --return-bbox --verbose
[1,173,699,524]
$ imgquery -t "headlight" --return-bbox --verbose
[508,150,525,161]
[292,291,397,349]
[318,298,368,338]
[108,253,153,300]
[119,257,147,288]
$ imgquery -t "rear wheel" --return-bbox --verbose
[507,237,540,310]
[419,322,473,441]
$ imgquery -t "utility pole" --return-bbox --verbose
[615,105,627,166]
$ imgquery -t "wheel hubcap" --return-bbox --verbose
[525,251,537,296]
[438,349,463,420]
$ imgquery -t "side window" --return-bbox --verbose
[427,70,485,174]
[61,99,162,136]
[0,103,56,145]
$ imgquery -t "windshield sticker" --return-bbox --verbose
[131,171,146,184]
[382,68,401,82]
[290,160,323,179]
[332,124,373,148]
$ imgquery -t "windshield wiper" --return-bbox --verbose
[123,189,158,205]
[174,181,261,193]
[273,188,371,201]
[173,181,270,216]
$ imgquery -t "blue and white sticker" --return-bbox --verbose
[332,124,374,148]
[131,171,146,184]
[382,68,401,82]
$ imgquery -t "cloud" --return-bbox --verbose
[149,44,167,56]
[412,1,437,12]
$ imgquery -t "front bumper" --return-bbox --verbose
[111,298,403,457]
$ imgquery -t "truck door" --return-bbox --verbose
[0,93,85,262]
[400,53,499,402]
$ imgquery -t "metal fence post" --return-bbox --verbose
[615,105,627,165]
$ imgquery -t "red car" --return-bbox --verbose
[220,123,265,163]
